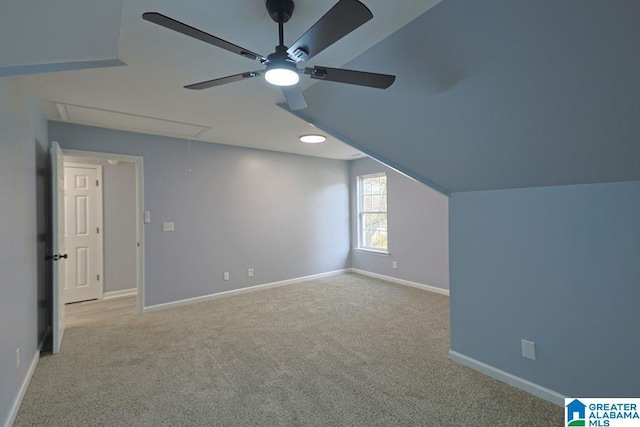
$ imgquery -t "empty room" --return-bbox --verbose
[1,0,639,425]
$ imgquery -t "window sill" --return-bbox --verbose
[354,248,390,257]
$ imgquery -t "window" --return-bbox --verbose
[357,173,388,251]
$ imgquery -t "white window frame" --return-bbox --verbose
[356,172,389,254]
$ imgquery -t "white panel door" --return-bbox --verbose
[51,142,66,354]
[64,165,102,303]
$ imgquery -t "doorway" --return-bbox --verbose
[56,148,145,321]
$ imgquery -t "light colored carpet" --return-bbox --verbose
[15,273,563,426]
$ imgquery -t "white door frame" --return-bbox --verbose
[58,146,145,315]
[63,162,104,302]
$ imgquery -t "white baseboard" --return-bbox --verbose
[143,269,350,313]
[448,350,565,406]
[103,288,137,300]
[351,268,450,296]
[4,349,39,427]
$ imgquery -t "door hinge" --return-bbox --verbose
[96,180,99,187]
[97,274,100,281]
[97,227,100,234]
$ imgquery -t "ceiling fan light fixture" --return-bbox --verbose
[299,134,326,144]
[143,0,395,111]
[265,63,299,86]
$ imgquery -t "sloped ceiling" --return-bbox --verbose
[296,0,640,193]
[0,0,124,76]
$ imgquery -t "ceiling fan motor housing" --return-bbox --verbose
[267,45,290,63]
[266,0,295,23]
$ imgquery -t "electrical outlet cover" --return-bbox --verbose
[521,339,536,360]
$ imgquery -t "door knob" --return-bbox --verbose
[44,254,68,261]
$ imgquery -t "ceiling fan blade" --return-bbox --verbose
[282,85,308,111]
[142,12,266,62]
[287,0,373,63]
[185,71,262,90]
[305,66,395,89]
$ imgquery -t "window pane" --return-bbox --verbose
[362,178,371,194]
[364,230,373,247]
[364,195,372,212]
[372,230,385,249]
[372,177,380,194]
[364,214,371,247]
[371,195,380,211]
[358,173,388,250]
[378,231,388,249]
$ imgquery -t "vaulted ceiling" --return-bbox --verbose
[296,0,640,192]
[3,0,639,193]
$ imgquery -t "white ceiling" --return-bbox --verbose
[15,0,439,160]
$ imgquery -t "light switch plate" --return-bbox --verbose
[162,221,174,232]
[144,211,151,223]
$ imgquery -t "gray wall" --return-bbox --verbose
[350,157,449,290]
[299,0,640,193]
[450,181,640,397]
[0,79,47,423]
[64,156,137,293]
[49,122,351,307]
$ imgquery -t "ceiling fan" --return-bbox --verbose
[142,0,396,111]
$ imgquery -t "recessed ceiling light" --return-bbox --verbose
[299,134,326,144]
